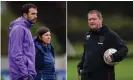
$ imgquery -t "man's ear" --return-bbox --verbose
[100,17,103,22]
[23,13,27,18]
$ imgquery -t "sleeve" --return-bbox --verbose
[35,45,39,67]
[9,26,28,77]
[110,32,128,62]
[77,47,85,70]
[77,32,89,70]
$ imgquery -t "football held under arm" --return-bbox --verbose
[108,31,128,62]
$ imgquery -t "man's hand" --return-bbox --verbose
[105,55,112,63]
[23,75,33,80]
[23,77,28,80]
[77,68,82,75]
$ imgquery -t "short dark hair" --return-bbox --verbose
[37,27,50,39]
[21,3,37,15]
[88,10,102,19]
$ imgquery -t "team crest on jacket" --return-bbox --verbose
[99,36,105,42]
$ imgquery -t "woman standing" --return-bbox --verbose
[34,27,55,80]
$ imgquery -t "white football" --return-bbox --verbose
[103,48,118,65]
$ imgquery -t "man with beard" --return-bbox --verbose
[8,3,37,80]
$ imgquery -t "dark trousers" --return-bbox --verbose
[81,71,115,80]
[35,73,56,80]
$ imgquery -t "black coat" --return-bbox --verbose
[77,24,128,80]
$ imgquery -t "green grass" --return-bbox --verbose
[115,58,133,80]
[67,58,133,80]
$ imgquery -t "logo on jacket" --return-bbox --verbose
[86,35,90,40]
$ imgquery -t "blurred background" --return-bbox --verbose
[1,1,66,80]
[67,1,133,80]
